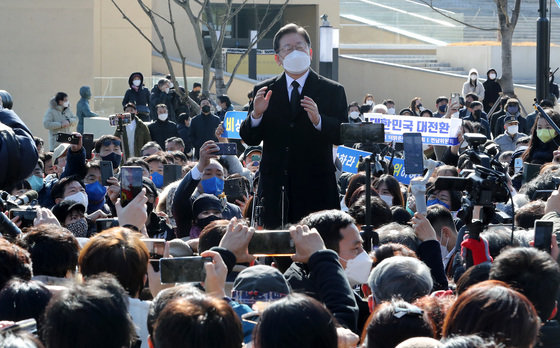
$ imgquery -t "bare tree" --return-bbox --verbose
[112,0,288,112]
[419,0,521,95]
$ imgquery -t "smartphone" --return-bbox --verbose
[56,133,80,145]
[109,113,132,126]
[534,220,553,253]
[95,218,119,233]
[141,238,166,261]
[523,163,542,184]
[120,166,143,207]
[214,143,237,156]
[403,132,424,175]
[163,164,182,187]
[159,256,212,283]
[9,208,37,228]
[340,122,385,144]
[514,157,523,174]
[82,133,94,159]
[100,160,114,186]
[248,230,295,257]
[224,177,247,204]
[450,93,460,106]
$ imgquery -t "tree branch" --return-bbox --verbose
[111,0,163,53]
[510,0,521,29]
[418,0,499,31]
[225,0,288,89]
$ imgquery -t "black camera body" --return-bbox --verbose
[9,206,38,228]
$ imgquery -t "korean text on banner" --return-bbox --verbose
[222,111,247,139]
[336,146,372,174]
[364,113,462,146]
[384,156,421,185]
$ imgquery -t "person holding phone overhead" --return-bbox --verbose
[240,23,348,229]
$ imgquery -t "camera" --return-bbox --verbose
[109,113,132,127]
[9,207,38,228]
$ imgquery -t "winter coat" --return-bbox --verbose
[122,72,150,115]
[482,69,502,112]
[0,108,38,191]
[114,115,151,159]
[148,119,179,149]
[43,98,78,150]
[149,86,176,122]
[462,68,485,101]
[76,86,97,134]
[190,112,221,159]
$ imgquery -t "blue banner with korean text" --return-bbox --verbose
[336,146,372,174]
[384,156,421,185]
[364,113,462,146]
[222,111,248,139]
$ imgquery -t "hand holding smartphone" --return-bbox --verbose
[120,166,143,207]
[160,256,213,283]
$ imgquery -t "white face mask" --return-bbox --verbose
[158,113,168,121]
[64,191,88,211]
[216,105,222,112]
[341,251,373,287]
[489,73,497,80]
[169,82,174,88]
[419,106,426,112]
[366,100,374,106]
[507,124,519,135]
[379,194,393,207]
[282,50,311,75]
[132,79,141,87]
[63,101,70,108]
[165,87,170,94]
[439,234,450,264]
[387,107,396,115]
[470,74,477,81]
[349,111,361,119]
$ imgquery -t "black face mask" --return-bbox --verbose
[146,202,154,216]
[201,105,211,114]
[473,110,482,119]
[196,215,221,229]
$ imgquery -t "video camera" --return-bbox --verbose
[0,190,39,239]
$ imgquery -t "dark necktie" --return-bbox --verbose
[290,80,300,116]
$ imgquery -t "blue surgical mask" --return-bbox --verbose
[27,175,44,192]
[151,172,164,189]
[427,198,450,210]
[101,152,122,169]
[85,181,107,205]
[200,177,224,195]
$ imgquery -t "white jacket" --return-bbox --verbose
[462,68,485,101]
[43,98,78,150]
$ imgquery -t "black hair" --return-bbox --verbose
[299,210,355,252]
[217,95,231,108]
[54,92,67,104]
[490,247,560,321]
[390,206,412,225]
[255,294,337,348]
[426,204,456,237]
[50,175,85,201]
[123,102,137,111]
[273,23,311,53]
[0,279,52,328]
[18,224,79,278]
[455,263,491,295]
[94,135,122,153]
[41,274,135,348]
[147,284,202,336]
[348,196,392,229]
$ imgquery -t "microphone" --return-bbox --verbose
[13,190,38,206]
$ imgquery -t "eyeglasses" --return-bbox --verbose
[101,139,121,148]
[277,43,308,55]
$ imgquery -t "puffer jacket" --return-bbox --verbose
[76,86,98,134]
[43,98,78,150]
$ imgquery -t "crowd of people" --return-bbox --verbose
[2,22,560,348]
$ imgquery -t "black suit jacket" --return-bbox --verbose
[240,70,347,228]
